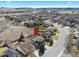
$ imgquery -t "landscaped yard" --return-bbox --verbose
[52,28,60,43]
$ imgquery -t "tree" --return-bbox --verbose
[38,15,42,22]
[49,38,53,46]
[31,16,35,20]
[32,27,39,36]
[17,32,24,42]
[3,42,9,47]
[38,42,45,56]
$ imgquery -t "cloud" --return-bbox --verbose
[68,1,72,4]
[67,1,72,6]
[6,1,11,3]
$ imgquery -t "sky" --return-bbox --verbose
[0,1,79,8]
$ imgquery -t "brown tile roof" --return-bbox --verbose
[16,42,35,55]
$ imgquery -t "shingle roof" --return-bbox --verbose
[16,42,35,55]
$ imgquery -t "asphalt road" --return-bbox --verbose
[42,26,72,57]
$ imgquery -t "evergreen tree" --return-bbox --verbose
[17,32,24,42]
[38,42,45,56]
[38,15,42,22]
[32,16,35,20]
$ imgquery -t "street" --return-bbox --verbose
[43,26,73,57]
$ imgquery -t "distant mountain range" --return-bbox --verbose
[35,8,79,11]
[0,7,79,13]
